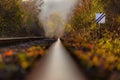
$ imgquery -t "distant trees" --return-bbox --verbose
[104,0,120,32]
[70,0,104,41]
[70,0,120,41]
[19,0,42,36]
[71,0,104,31]
[0,0,44,37]
[0,0,22,37]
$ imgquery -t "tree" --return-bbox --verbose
[19,0,44,36]
[71,0,104,32]
[0,0,22,37]
[104,0,120,32]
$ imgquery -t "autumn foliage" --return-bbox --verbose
[63,0,120,80]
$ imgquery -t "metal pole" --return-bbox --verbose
[99,23,101,38]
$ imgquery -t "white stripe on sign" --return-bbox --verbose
[96,13,105,24]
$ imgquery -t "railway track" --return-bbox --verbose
[0,37,56,80]
[0,37,86,80]
[0,37,56,47]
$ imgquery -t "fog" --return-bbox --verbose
[38,0,78,38]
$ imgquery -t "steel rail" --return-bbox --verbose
[0,37,55,47]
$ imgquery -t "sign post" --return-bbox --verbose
[96,13,106,38]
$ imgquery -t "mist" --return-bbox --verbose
[38,0,78,38]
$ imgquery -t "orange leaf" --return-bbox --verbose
[75,50,83,56]
[87,44,94,49]
[93,56,99,66]
[5,50,13,56]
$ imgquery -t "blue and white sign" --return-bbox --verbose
[96,13,105,24]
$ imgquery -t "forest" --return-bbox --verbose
[63,0,120,80]
[0,0,44,37]
[0,0,120,80]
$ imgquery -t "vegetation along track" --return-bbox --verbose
[0,37,56,80]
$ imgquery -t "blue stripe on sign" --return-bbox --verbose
[96,13,105,23]
[96,14,105,23]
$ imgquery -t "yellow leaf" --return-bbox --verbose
[21,61,29,69]
[117,64,120,70]
[93,56,99,66]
